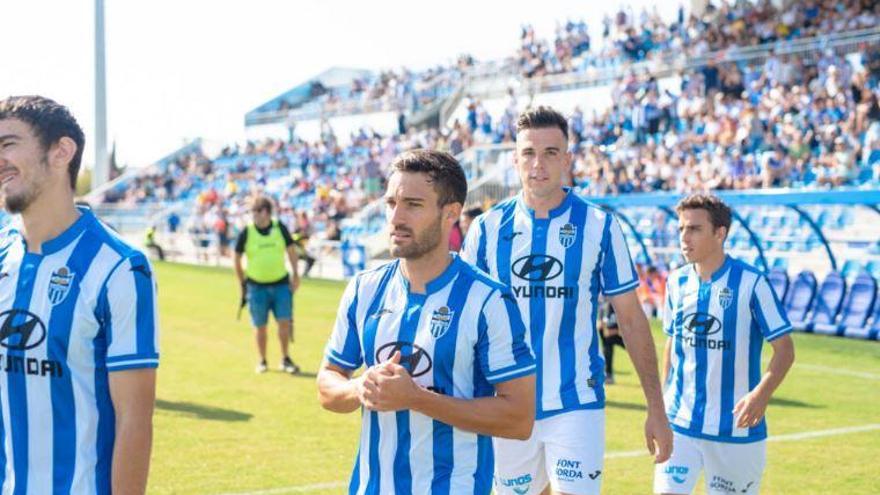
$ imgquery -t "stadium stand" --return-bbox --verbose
[71,1,880,340]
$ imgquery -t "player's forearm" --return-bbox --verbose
[286,247,300,278]
[317,367,362,413]
[410,382,535,440]
[754,337,795,401]
[619,315,665,413]
[111,414,153,495]
[233,255,245,284]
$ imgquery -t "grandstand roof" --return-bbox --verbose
[245,67,373,125]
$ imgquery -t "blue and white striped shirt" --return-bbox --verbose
[0,207,159,494]
[663,256,791,443]
[461,190,639,418]
[325,255,535,495]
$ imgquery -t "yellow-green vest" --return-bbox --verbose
[245,220,288,283]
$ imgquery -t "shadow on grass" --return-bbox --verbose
[156,399,253,422]
[606,400,647,412]
[769,397,823,409]
[288,371,318,379]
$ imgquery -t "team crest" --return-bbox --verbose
[717,287,733,309]
[48,267,75,306]
[429,306,454,339]
[559,223,577,249]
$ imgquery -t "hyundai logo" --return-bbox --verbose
[683,312,722,336]
[512,255,563,282]
[0,309,47,351]
[375,341,432,377]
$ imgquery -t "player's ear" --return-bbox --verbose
[444,202,462,222]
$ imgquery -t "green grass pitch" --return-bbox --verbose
[149,262,880,494]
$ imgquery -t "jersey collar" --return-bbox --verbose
[515,187,574,220]
[691,255,733,284]
[396,253,463,297]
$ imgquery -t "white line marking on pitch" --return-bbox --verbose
[795,363,880,381]
[216,423,880,495]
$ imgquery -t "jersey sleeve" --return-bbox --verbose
[98,254,160,372]
[234,229,247,254]
[600,213,640,296]
[278,222,295,247]
[662,277,675,336]
[460,217,489,273]
[751,274,793,342]
[324,276,363,371]
[475,288,536,384]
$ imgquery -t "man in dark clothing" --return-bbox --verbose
[598,299,626,384]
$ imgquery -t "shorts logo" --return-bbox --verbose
[429,306,454,339]
[48,267,75,305]
[555,459,585,482]
[559,223,577,248]
[717,286,733,309]
[665,465,689,484]
[498,474,531,494]
[709,475,737,493]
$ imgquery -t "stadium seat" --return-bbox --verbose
[843,294,880,340]
[808,271,847,335]
[785,271,818,330]
[836,273,878,339]
[841,260,862,277]
[865,260,880,278]
[767,268,789,301]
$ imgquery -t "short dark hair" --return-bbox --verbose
[0,96,85,191]
[389,149,467,207]
[516,106,568,140]
[675,193,732,234]
[251,196,273,214]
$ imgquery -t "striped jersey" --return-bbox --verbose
[461,190,639,418]
[663,255,791,443]
[0,207,159,494]
[324,255,535,495]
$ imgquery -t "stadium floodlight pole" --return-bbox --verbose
[93,0,110,190]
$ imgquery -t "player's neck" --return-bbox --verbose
[522,188,566,219]
[19,195,80,255]
[400,246,453,295]
[694,250,727,282]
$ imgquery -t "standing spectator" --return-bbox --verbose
[233,196,301,375]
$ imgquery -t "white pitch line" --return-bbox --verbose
[216,423,880,495]
[795,363,880,381]
[214,481,347,495]
[767,423,880,442]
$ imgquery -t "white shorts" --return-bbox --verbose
[653,431,766,494]
[494,409,605,495]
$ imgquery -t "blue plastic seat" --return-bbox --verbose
[837,273,878,339]
[809,272,847,335]
[767,268,789,301]
[785,271,818,330]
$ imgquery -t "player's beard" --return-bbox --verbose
[389,214,443,260]
[1,156,47,214]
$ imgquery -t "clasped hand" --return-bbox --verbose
[357,351,421,412]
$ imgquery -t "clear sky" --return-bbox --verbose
[0,0,680,168]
